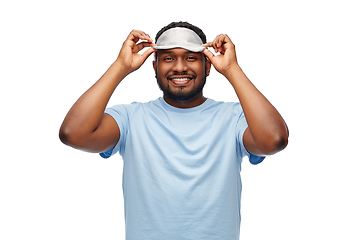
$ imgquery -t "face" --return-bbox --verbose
[153,48,211,107]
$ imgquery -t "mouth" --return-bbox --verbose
[167,75,195,86]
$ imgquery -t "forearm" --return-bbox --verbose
[60,61,127,142]
[202,34,288,155]
[226,66,289,154]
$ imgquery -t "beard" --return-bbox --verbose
[156,75,206,102]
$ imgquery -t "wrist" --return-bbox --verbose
[112,60,131,81]
[223,64,244,83]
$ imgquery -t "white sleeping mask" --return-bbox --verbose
[152,27,206,52]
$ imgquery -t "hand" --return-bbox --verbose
[116,30,157,75]
[202,34,239,77]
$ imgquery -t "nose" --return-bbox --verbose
[173,58,188,72]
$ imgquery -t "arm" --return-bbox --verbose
[202,34,289,156]
[59,30,156,153]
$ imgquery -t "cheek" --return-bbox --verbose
[156,64,171,77]
[192,63,206,77]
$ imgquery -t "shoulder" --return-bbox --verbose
[107,98,161,116]
[205,99,244,115]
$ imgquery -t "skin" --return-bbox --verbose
[153,49,211,108]
[202,34,289,155]
[59,30,289,156]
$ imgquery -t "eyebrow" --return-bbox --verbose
[161,50,197,54]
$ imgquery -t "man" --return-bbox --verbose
[60,22,289,240]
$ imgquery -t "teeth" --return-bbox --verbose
[171,78,191,81]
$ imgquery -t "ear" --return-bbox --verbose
[153,58,157,75]
[205,56,211,76]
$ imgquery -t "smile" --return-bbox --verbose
[171,77,192,82]
[167,75,195,85]
[169,77,193,86]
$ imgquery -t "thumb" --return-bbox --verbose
[139,47,157,62]
[202,49,215,62]
[130,47,156,73]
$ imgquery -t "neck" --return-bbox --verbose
[163,93,207,109]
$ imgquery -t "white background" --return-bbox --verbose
[1,0,359,239]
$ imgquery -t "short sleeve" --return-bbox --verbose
[99,105,131,159]
[236,111,265,165]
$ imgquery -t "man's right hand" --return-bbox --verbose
[59,30,156,153]
[116,30,157,75]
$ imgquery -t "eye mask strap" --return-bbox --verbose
[152,27,206,52]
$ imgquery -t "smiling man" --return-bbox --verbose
[155,48,208,105]
[152,27,210,108]
[60,22,289,240]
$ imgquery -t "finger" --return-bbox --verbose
[202,42,219,53]
[139,32,153,43]
[215,34,233,54]
[144,32,152,42]
[203,33,229,54]
[203,35,223,53]
[202,48,215,61]
[128,30,153,43]
[202,42,213,48]
[215,35,222,48]
[138,47,157,64]
[133,41,156,53]
[214,34,226,49]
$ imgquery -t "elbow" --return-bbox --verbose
[272,133,289,153]
[260,132,289,155]
[59,124,96,152]
[59,124,83,148]
[265,123,289,155]
[59,125,72,146]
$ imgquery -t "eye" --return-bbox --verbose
[186,56,196,61]
[163,57,174,62]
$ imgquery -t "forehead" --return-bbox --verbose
[157,48,201,56]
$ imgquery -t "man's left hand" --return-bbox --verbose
[202,34,239,77]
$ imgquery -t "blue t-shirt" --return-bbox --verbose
[100,97,264,240]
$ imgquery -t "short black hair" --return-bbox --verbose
[155,21,207,44]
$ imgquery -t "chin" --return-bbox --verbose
[157,77,206,102]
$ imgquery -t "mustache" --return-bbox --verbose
[166,72,197,79]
